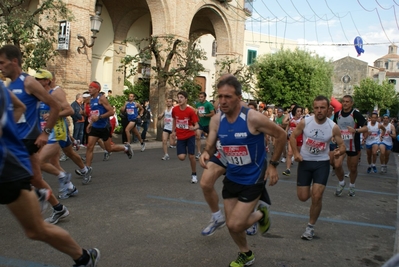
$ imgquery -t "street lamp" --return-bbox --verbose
[77,3,103,54]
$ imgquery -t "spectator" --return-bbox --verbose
[71,93,85,145]
[141,100,152,142]
[82,92,91,146]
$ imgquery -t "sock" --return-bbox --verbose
[212,210,222,220]
[80,166,88,173]
[244,250,253,257]
[349,183,355,188]
[74,249,90,266]
[192,172,197,176]
[67,182,74,190]
[371,164,375,167]
[124,147,128,152]
[307,223,314,228]
[104,150,109,153]
[53,203,63,211]
[57,172,66,179]
[339,180,345,186]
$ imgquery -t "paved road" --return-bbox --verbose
[0,139,398,267]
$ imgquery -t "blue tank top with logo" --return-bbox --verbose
[90,95,109,128]
[0,81,32,183]
[8,73,41,139]
[218,106,267,185]
[126,101,138,121]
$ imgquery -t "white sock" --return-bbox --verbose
[67,182,74,190]
[80,166,88,173]
[349,183,355,188]
[339,180,345,186]
[212,210,222,220]
[57,172,66,179]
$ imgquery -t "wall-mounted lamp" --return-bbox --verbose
[77,2,103,54]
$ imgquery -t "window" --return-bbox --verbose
[385,62,389,69]
[247,49,257,65]
[389,79,397,85]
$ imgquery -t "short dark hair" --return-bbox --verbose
[342,95,353,102]
[0,44,22,67]
[108,90,112,93]
[314,95,330,107]
[216,75,242,96]
[291,105,303,116]
[199,92,207,97]
[177,91,188,99]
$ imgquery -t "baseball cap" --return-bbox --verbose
[82,92,90,98]
[34,69,52,80]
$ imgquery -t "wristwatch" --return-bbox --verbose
[269,160,279,167]
[43,127,51,134]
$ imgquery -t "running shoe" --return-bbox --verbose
[59,153,68,162]
[125,143,134,159]
[45,206,69,224]
[169,145,176,148]
[103,151,110,161]
[161,154,170,160]
[73,248,101,267]
[246,223,258,236]
[229,252,255,267]
[191,174,198,184]
[280,157,286,163]
[367,167,372,174]
[58,173,71,193]
[344,173,350,178]
[348,186,356,197]
[36,188,51,214]
[282,169,291,176]
[141,142,146,152]
[334,182,346,196]
[257,201,270,236]
[195,152,201,160]
[301,226,314,240]
[82,167,93,185]
[372,166,377,173]
[201,216,226,236]
[59,186,78,199]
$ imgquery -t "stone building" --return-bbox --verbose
[331,56,368,99]
[372,44,399,92]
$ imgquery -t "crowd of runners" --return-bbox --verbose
[1,43,399,267]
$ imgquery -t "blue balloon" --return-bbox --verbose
[354,36,364,57]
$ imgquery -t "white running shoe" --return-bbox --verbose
[191,175,198,184]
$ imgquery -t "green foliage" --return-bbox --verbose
[214,56,257,96]
[353,78,396,113]
[0,0,73,70]
[255,48,333,109]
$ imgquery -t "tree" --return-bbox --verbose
[119,35,207,140]
[0,0,72,70]
[255,48,333,109]
[353,78,396,114]
[213,56,257,97]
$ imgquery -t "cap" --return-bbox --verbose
[82,93,90,98]
[34,69,52,80]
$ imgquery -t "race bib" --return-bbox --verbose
[305,138,327,154]
[341,129,353,140]
[40,121,47,131]
[90,110,99,117]
[368,132,378,140]
[222,145,252,166]
[164,118,172,125]
[198,106,205,114]
[176,119,189,129]
[127,108,134,115]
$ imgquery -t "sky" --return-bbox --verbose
[244,0,399,65]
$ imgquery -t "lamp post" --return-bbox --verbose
[77,4,103,54]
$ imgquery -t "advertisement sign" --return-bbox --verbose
[57,21,70,50]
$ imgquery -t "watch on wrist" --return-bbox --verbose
[269,160,279,167]
[43,127,51,134]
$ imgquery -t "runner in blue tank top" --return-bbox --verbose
[0,45,73,225]
[84,81,133,182]
[199,75,287,267]
[120,93,145,151]
[0,79,101,267]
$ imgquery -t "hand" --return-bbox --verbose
[347,126,356,134]
[199,151,210,168]
[34,132,49,148]
[86,124,92,133]
[265,166,279,186]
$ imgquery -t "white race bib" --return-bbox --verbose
[222,145,252,166]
